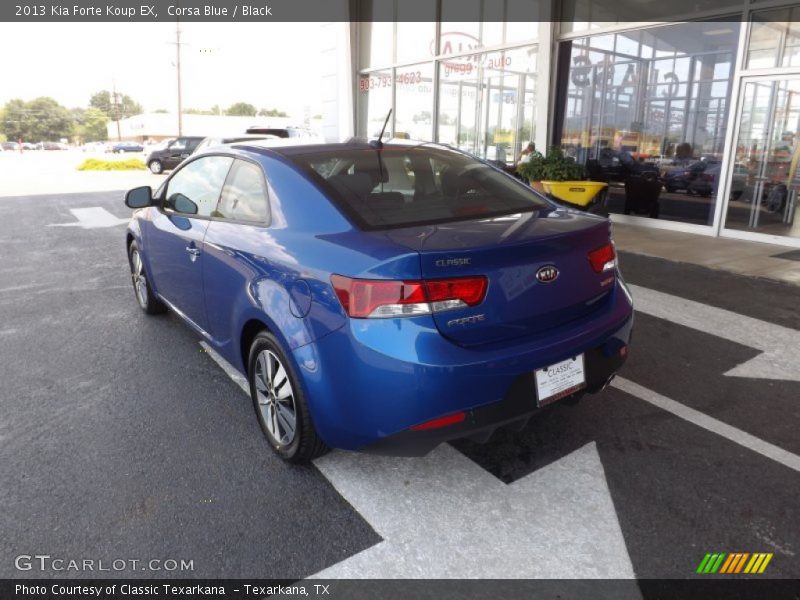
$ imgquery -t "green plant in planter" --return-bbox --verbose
[517,146,585,182]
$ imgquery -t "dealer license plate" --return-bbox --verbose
[534,355,586,407]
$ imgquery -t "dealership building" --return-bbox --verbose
[320,0,800,247]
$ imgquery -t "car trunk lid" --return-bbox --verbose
[383,210,616,347]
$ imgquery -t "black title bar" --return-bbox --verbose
[3,579,800,600]
[0,0,775,23]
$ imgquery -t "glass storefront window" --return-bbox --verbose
[396,22,436,64]
[357,1,542,157]
[724,78,800,239]
[394,63,435,141]
[439,0,539,50]
[505,1,544,43]
[747,8,800,70]
[555,21,739,226]
[360,21,393,69]
[560,0,744,34]
[396,1,436,64]
[437,45,538,165]
[358,70,394,139]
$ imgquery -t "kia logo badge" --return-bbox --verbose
[536,265,559,283]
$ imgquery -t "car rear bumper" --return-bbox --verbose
[292,279,634,454]
[362,340,629,456]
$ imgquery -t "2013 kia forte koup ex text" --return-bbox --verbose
[124,139,634,463]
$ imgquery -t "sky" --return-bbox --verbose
[0,22,325,118]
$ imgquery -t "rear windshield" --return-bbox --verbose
[287,146,551,230]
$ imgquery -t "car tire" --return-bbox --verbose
[148,160,163,174]
[248,331,328,464]
[128,241,167,315]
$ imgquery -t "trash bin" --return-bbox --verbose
[624,176,662,218]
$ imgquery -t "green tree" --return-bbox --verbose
[226,102,258,117]
[73,107,109,142]
[1,97,74,141]
[412,110,431,124]
[153,109,169,114]
[1,99,30,140]
[90,90,142,121]
[258,107,288,118]
[183,107,213,115]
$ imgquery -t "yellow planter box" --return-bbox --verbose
[541,180,608,208]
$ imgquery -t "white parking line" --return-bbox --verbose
[312,442,635,579]
[629,284,800,383]
[200,342,249,393]
[48,207,129,229]
[612,377,800,474]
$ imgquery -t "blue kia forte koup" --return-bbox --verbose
[124,138,633,463]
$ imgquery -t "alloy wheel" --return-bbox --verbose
[254,350,297,446]
[130,250,148,310]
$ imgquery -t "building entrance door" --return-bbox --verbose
[723,76,800,242]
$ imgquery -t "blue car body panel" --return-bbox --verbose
[126,141,634,454]
[145,212,210,330]
[294,283,632,449]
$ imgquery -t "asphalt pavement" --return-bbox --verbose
[0,191,798,582]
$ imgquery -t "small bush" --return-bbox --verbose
[77,158,146,171]
[517,146,585,182]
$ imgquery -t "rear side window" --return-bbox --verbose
[295,146,550,230]
[214,159,269,223]
[164,155,233,217]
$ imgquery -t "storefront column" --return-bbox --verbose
[711,18,750,235]
[321,17,355,142]
[535,19,554,154]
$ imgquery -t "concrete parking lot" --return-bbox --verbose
[0,188,798,583]
[0,149,162,196]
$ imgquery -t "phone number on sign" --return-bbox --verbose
[359,72,423,91]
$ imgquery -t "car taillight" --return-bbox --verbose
[588,243,616,273]
[330,274,488,319]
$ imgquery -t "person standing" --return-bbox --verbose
[518,141,536,164]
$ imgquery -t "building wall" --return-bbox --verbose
[108,113,321,142]
[343,2,800,247]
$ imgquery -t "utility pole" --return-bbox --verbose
[175,21,183,136]
[112,79,121,141]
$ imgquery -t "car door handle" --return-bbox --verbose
[186,246,201,256]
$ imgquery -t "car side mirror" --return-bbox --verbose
[125,186,153,208]
[170,193,198,215]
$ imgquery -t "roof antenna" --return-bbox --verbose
[369,109,392,149]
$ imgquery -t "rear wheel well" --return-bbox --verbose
[125,234,136,268]
[240,319,270,375]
